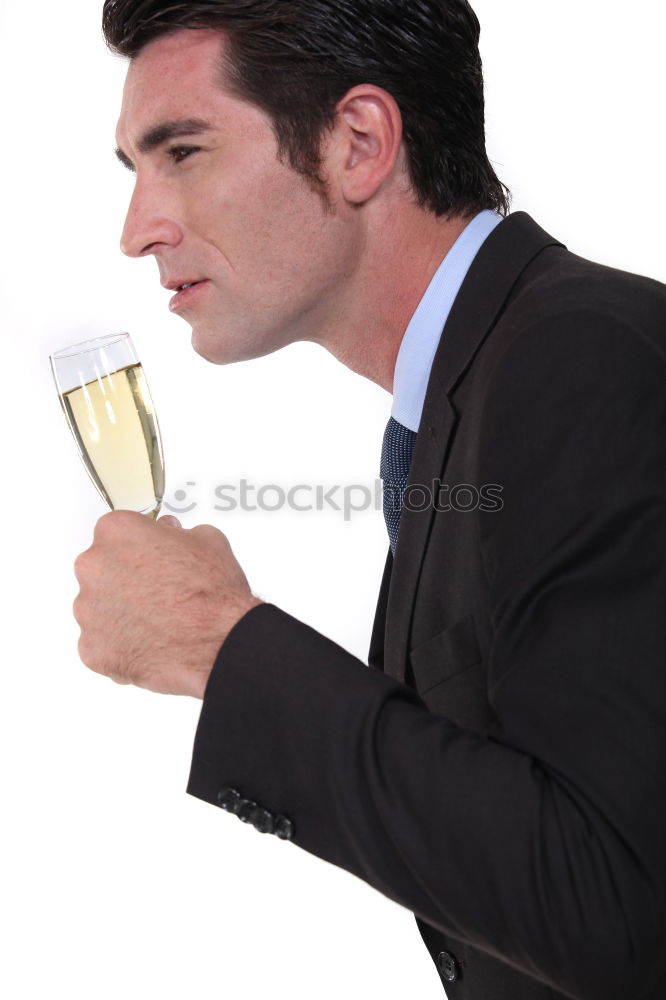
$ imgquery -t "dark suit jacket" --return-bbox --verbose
[187,213,666,1000]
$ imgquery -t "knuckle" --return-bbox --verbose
[94,509,132,540]
[94,511,115,538]
[72,593,91,628]
[78,634,106,678]
[77,634,92,667]
[73,551,89,581]
[192,523,224,544]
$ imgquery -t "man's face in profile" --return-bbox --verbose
[115,29,352,364]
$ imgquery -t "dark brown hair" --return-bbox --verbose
[103,0,510,218]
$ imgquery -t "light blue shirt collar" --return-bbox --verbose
[391,209,503,432]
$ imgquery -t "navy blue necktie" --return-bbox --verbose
[380,416,417,554]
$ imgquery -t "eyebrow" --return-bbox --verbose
[114,117,214,171]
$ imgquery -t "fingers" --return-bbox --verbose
[158,515,183,529]
[190,523,224,540]
[93,509,142,541]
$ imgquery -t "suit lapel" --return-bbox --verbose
[368,549,392,669]
[379,213,565,682]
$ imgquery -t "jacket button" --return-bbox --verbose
[251,807,275,834]
[437,951,459,983]
[217,787,241,814]
[274,815,294,840]
[237,798,259,823]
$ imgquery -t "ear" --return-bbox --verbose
[329,85,404,205]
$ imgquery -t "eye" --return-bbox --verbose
[167,145,200,164]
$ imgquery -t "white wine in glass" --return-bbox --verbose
[50,333,165,518]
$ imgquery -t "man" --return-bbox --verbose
[73,1,666,997]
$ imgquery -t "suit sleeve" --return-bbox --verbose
[187,312,666,1000]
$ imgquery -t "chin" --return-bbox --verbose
[190,327,236,365]
[191,338,221,364]
[191,325,285,366]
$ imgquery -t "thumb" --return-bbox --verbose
[158,515,183,529]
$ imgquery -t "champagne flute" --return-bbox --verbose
[50,333,165,518]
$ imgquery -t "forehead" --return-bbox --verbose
[116,29,236,140]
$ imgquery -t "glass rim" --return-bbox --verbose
[50,332,131,361]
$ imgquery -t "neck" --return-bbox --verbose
[307,201,471,393]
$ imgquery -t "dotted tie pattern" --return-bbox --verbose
[380,416,417,555]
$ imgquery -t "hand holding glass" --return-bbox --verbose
[50,334,165,518]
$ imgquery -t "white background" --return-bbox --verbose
[1,1,664,997]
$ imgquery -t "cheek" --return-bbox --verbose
[193,163,330,272]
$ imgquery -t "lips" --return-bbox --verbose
[163,277,205,292]
[167,279,210,313]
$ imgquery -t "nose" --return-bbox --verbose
[120,179,183,258]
